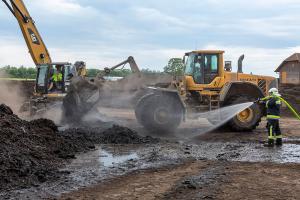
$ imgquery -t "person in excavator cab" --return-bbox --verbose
[48,65,63,92]
[258,88,282,147]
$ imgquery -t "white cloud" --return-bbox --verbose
[27,0,98,17]
[1,34,299,78]
[0,37,34,67]
[204,44,300,76]
[1,0,300,79]
[49,44,187,70]
[132,7,208,32]
[250,0,300,6]
[205,0,300,7]
[240,15,300,37]
[134,7,186,27]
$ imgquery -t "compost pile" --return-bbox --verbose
[280,85,300,116]
[0,104,158,192]
[61,125,160,144]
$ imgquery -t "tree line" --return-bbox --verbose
[0,58,184,79]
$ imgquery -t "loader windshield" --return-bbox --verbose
[185,53,219,84]
[185,53,195,75]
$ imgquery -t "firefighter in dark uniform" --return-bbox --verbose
[260,88,282,147]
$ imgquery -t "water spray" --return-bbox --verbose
[178,102,254,139]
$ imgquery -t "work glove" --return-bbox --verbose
[254,98,260,103]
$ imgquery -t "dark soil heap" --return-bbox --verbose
[0,104,158,192]
[62,125,160,144]
[280,85,300,116]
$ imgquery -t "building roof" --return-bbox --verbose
[275,53,300,72]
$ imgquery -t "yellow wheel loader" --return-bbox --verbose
[135,51,277,132]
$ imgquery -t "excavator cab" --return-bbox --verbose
[35,63,72,95]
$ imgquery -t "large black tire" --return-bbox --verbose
[135,93,184,132]
[226,95,263,131]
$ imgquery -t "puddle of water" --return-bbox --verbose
[1,146,142,200]
[99,149,138,167]
[179,142,300,164]
[236,143,300,163]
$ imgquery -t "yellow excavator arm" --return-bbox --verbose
[3,0,52,65]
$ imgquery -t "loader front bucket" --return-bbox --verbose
[62,76,102,124]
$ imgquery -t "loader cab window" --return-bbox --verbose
[185,54,195,75]
[203,54,219,84]
[185,53,219,84]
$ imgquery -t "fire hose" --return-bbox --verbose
[279,97,300,121]
[257,96,300,120]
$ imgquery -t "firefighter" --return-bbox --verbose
[259,88,282,147]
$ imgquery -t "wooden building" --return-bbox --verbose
[275,53,300,85]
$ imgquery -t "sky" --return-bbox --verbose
[0,0,300,76]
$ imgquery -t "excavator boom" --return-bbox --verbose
[98,56,141,79]
[3,0,52,65]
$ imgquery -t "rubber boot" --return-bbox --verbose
[276,138,283,146]
[264,139,275,147]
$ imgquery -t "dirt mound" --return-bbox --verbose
[0,104,13,115]
[0,106,81,191]
[0,104,159,192]
[280,85,300,116]
[62,125,160,144]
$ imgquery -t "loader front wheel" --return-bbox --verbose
[227,96,262,131]
[135,94,183,132]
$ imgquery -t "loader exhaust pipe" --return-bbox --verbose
[238,54,244,73]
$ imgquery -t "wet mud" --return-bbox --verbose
[1,105,300,200]
[0,104,159,196]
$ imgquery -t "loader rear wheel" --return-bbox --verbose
[227,96,262,131]
[135,94,183,132]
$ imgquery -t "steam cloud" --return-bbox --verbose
[0,72,26,116]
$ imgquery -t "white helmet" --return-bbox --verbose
[268,88,281,96]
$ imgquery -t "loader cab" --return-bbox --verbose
[184,51,224,85]
[35,62,72,95]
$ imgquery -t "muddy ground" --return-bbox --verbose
[0,105,159,197]
[1,106,299,200]
[58,112,300,200]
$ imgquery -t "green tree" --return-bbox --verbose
[87,69,101,77]
[163,58,184,76]
[0,65,37,79]
[141,68,162,74]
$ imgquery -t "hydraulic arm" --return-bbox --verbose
[2,0,51,65]
[96,56,141,79]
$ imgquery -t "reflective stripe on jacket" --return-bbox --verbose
[265,95,281,119]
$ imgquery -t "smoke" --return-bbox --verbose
[0,72,26,116]
[34,102,63,125]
